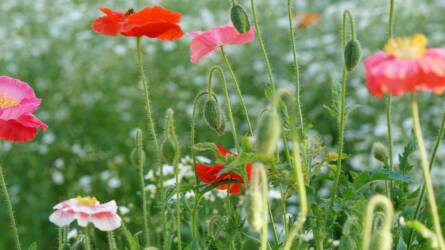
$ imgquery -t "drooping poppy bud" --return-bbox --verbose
[230,4,250,34]
[131,128,146,168]
[255,111,281,159]
[344,39,361,71]
[204,99,226,135]
[372,142,388,163]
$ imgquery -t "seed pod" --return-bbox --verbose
[230,4,250,33]
[161,137,177,165]
[344,39,361,71]
[372,142,388,163]
[204,99,225,135]
[131,129,146,168]
[255,111,281,159]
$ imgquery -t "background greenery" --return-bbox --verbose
[1,0,445,248]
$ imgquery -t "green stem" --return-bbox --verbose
[408,111,445,249]
[107,231,118,250]
[287,0,304,130]
[329,10,355,209]
[220,46,253,134]
[83,230,92,250]
[361,195,394,250]
[208,66,240,151]
[139,159,150,245]
[272,90,307,250]
[280,185,289,239]
[385,0,395,199]
[58,227,63,250]
[0,164,22,250]
[135,37,160,160]
[190,92,210,238]
[259,166,269,250]
[249,0,276,92]
[410,94,445,250]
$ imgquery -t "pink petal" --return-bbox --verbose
[0,76,41,120]
[49,209,76,227]
[91,212,122,231]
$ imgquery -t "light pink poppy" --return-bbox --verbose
[49,196,121,231]
[0,76,47,142]
[365,34,445,98]
[188,23,255,64]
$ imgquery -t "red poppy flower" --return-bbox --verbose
[92,6,183,40]
[195,145,253,195]
[365,34,445,98]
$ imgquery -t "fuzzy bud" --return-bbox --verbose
[131,129,146,168]
[204,99,225,135]
[344,39,361,71]
[255,111,281,159]
[161,137,177,165]
[372,142,388,163]
[230,4,250,34]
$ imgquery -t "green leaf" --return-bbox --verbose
[353,168,413,190]
[399,138,416,174]
[192,143,218,153]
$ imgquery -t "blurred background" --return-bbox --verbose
[1,0,445,248]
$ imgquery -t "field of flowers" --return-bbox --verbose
[2,0,445,249]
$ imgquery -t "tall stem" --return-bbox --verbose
[249,0,276,92]
[139,157,150,245]
[410,93,445,249]
[385,0,396,198]
[83,230,92,250]
[329,10,354,209]
[0,164,22,250]
[408,111,445,248]
[220,46,253,134]
[135,37,160,160]
[208,66,240,151]
[287,0,304,130]
[107,231,118,250]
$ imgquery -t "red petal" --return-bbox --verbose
[0,119,39,142]
[195,163,223,183]
[122,22,183,40]
[92,8,125,36]
[126,6,181,25]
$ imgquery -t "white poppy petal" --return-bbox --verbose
[49,210,76,227]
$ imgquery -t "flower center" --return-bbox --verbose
[76,196,98,206]
[0,93,20,109]
[384,34,427,60]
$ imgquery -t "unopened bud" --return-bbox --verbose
[372,142,388,163]
[131,128,146,168]
[161,137,177,165]
[255,111,281,159]
[230,4,250,34]
[204,99,225,135]
[344,39,361,71]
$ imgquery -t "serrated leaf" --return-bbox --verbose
[192,143,218,153]
[353,168,413,190]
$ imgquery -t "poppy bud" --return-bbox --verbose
[230,4,250,34]
[372,142,388,163]
[161,137,177,165]
[131,129,146,168]
[204,99,225,135]
[344,39,361,71]
[255,111,281,159]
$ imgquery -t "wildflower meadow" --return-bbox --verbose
[2,0,445,249]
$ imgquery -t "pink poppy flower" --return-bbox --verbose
[49,196,121,231]
[188,23,255,64]
[0,76,47,142]
[365,34,445,98]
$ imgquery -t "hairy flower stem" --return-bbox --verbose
[220,47,253,134]
[407,111,445,249]
[287,0,304,130]
[139,162,150,245]
[410,94,445,250]
[208,66,240,151]
[0,164,22,250]
[271,90,307,250]
[329,10,355,210]
[135,38,160,160]
[361,195,394,250]
[58,227,64,250]
[190,92,211,238]
[107,232,118,250]
[83,230,92,250]
[135,37,165,247]
[259,166,269,250]
[249,0,276,93]
[385,0,396,199]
